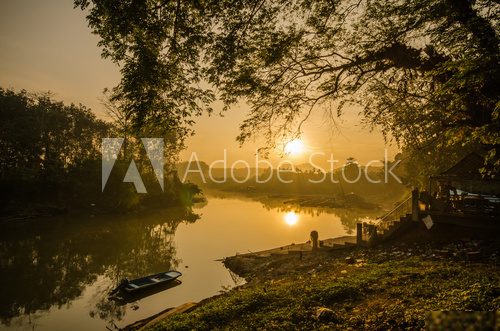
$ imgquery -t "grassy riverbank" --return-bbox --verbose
[148,238,500,330]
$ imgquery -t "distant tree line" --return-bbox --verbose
[0,88,199,217]
[178,159,406,206]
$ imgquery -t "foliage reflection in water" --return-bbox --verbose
[0,196,378,330]
[0,206,198,330]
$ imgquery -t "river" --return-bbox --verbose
[0,195,378,330]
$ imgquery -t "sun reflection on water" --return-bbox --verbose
[283,211,299,226]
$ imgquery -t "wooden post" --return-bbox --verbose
[310,230,319,251]
[412,187,419,222]
[429,179,434,211]
[356,223,363,245]
[367,224,378,246]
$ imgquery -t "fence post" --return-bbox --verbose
[412,188,419,222]
[310,230,319,251]
[367,224,378,246]
[356,223,363,245]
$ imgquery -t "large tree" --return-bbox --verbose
[75,0,499,176]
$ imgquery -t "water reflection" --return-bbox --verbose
[283,211,299,226]
[260,197,380,234]
[0,206,198,328]
[0,195,381,330]
[88,279,183,326]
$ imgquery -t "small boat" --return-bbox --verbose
[111,279,182,304]
[111,271,182,295]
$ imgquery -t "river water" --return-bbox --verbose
[0,195,378,330]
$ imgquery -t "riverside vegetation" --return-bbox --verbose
[0,88,200,219]
[147,236,499,330]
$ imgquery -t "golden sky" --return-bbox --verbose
[0,0,399,167]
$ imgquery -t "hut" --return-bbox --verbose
[425,153,499,226]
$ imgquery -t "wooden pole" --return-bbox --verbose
[356,223,363,245]
[412,187,419,222]
[310,230,319,251]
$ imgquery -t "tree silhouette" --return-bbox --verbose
[75,0,499,174]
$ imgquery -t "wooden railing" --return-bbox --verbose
[357,191,418,245]
[377,195,412,231]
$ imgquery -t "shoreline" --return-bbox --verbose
[127,224,500,330]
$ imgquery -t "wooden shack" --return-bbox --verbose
[424,153,499,227]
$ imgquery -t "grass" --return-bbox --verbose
[149,247,500,330]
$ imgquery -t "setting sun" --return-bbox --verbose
[283,211,299,226]
[284,139,305,156]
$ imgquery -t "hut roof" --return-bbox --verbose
[439,152,486,179]
[431,152,499,195]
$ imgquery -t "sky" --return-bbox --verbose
[0,0,399,168]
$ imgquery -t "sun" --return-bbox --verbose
[284,139,305,156]
[284,211,299,226]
